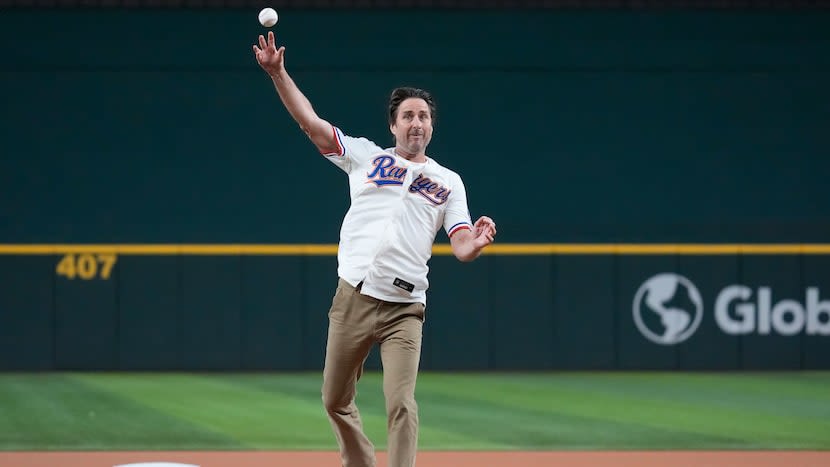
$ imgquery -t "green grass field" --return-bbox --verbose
[0,372,828,451]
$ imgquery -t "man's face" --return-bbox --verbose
[390,97,433,156]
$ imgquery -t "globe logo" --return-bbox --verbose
[632,273,704,345]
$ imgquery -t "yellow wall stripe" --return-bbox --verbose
[1,243,830,255]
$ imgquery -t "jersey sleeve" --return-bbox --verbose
[443,173,473,238]
[322,126,377,174]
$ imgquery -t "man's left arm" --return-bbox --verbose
[442,174,496,262]
[450,216,496,262]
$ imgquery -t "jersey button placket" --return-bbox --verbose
[366,166,411,289]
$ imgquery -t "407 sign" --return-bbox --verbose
[55,254,117,280]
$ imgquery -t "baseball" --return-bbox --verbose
[258,8,279,28]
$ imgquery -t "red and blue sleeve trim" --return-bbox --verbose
[321,126,345,157]
[448,222,472,237]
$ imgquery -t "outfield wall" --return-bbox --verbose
[1,247,829,371]
[1,9,829,370]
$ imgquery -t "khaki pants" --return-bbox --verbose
[322,278,425,467]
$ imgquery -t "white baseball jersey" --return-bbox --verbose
[322,126,473,305]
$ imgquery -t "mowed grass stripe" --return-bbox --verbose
[531,372,830,422]
[416,384,745,450]
[419,373,830,449]
[73,373,338,449]
[218,373,508,450]
[0,374,241,450]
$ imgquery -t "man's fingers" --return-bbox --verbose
[475,216,495,231]
[268,30,275,47]
[472,217,496,246]
[258,34,267,50]
[477,218,496,234]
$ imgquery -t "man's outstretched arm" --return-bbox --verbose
[253,31,339,155]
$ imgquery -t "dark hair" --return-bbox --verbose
[387,87,437,126]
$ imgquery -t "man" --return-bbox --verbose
[253,31,496,467]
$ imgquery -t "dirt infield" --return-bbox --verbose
[0,450,828,467]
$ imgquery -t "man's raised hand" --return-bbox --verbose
[253,31,285,77]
